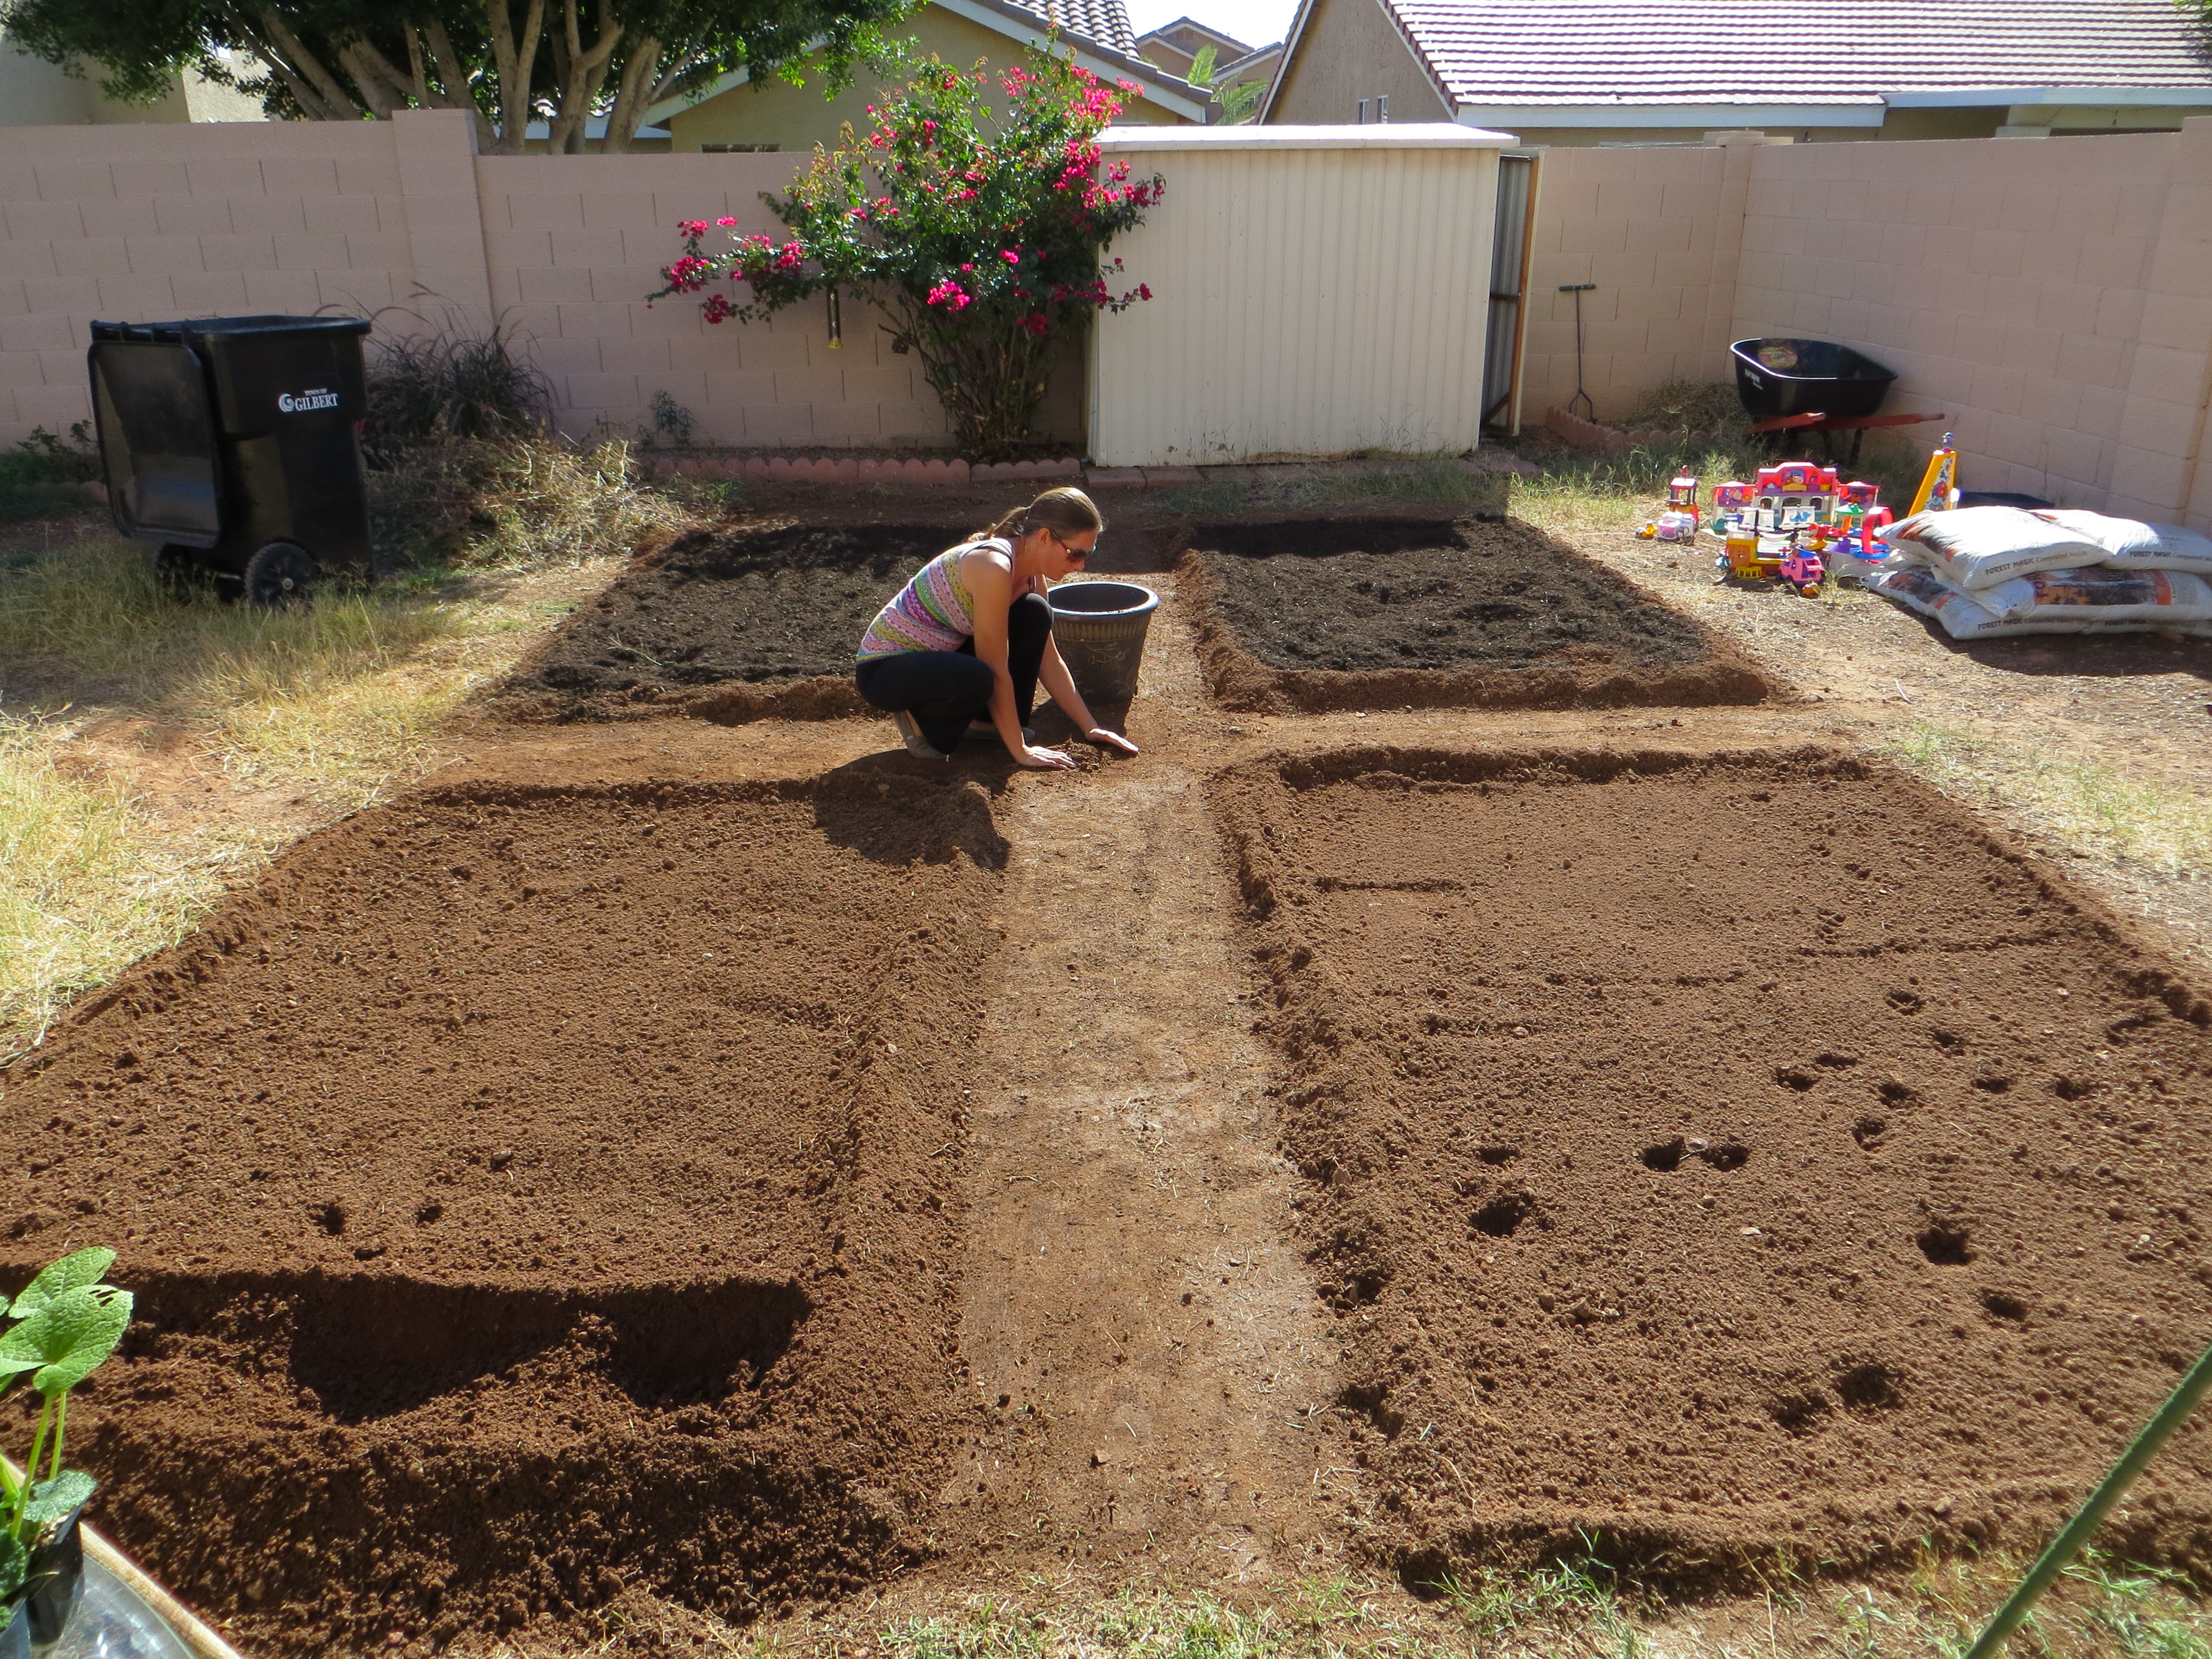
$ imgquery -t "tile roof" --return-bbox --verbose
[1010,0,1141,56]
[1385,0,2212,107]
[1139,17,1259,56]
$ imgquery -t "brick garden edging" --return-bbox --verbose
[648,455,1084,483]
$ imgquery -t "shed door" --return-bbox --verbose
[1481,151,1538,436]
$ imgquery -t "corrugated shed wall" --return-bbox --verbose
[1089,141,1501,466]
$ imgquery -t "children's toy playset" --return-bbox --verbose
[1645,433,1963,599]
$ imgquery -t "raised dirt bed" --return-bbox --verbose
[1183,518,1772,713]
[492,524,953,724]
[1212,744,2212,1588]
[0,773,1007,1653]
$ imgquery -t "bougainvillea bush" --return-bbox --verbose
[650,43,1161,456]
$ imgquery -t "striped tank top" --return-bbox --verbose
[855,539,1006,661]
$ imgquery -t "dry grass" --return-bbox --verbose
[0,717,230,1056]
[1881,719,2212,876]
[0,439,691,1063]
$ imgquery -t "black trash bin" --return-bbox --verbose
[88,314,372,604]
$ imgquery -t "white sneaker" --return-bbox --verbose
[894,710,948,759]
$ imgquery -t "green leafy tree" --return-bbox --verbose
[1214,74,1264,123]
[1175,41,1262,124]
[0,0,914,153]
[650,42,1162,455]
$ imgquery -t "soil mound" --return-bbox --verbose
[494,525,967,723]
[0,772,1008,1653]
[1184,519,1771,712]
[1211,745,2212,1588]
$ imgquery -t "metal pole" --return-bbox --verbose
[1962,1337,2212,1659]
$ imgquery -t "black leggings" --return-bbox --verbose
[854,593,1051,755]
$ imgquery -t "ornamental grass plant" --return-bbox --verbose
[653,41,1161,456]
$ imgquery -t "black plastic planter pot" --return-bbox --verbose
[25,1507,85,1647]
[1048,580,1159,706]
[1,1597,29,1659]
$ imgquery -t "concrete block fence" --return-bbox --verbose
[0,107,1074,455]
[1523,117,2212,528]
[4,107,2205,523]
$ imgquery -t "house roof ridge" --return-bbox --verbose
[1370,0,2212,109]
[1136,15,1259,54]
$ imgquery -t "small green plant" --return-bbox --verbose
[2,424,101,487]
[0,1248,133,1618]
[644,389,698,449]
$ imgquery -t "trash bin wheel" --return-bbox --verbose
[242,541,319,608]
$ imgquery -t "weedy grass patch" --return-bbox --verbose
[1882,718,2212,875]
[0,435,693,1063]
[848,1552,2212,1659]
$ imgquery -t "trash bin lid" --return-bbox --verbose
[91,315,371,345]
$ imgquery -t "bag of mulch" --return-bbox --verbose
[1870,564,2015,637]
[1885,507,2106,589]
[1873,564,2212,640]
[2033,509,2212,575]
[1968,566,2212,624]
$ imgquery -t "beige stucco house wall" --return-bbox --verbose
[1265,0,1447,126]
[662,5,1196,153]
[1,32,268,126]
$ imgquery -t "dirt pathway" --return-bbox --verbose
[951,588,1348,1585]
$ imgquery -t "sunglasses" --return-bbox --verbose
[1051,530,1098,564]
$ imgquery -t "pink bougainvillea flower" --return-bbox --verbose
[1137,283,1152,301]
[716,216,737,227]
[677,219,709,237]
[1000,249,1020,264]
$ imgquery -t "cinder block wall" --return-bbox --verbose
[1524,117,2212,528]
[1516,137,1761,428]
[0,108,1082,455]
[0,116,479,438]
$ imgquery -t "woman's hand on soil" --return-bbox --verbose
[1086,727,1140,756]
[1018,743,1079,770]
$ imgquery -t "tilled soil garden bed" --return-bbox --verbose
[0,774,1008,1653]
[493,525,954,724]
[1185,519,1772,713]
[1212,744,2212,1587]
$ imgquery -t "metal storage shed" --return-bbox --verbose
[1087,123,1515,467]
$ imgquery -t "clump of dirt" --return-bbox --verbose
[0,773,1008,1653]
[1183,518,1771,713]
[492,524,967,723]
[1212,745,2212,1589]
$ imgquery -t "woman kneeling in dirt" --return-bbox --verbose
[855,487,1141,770]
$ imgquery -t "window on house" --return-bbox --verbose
[1355,95,1389,124]
[700,143,781,153]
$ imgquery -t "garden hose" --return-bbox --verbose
[1962,1335,2212,1658]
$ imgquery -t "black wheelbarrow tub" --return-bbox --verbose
[1731,337,1898,421]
